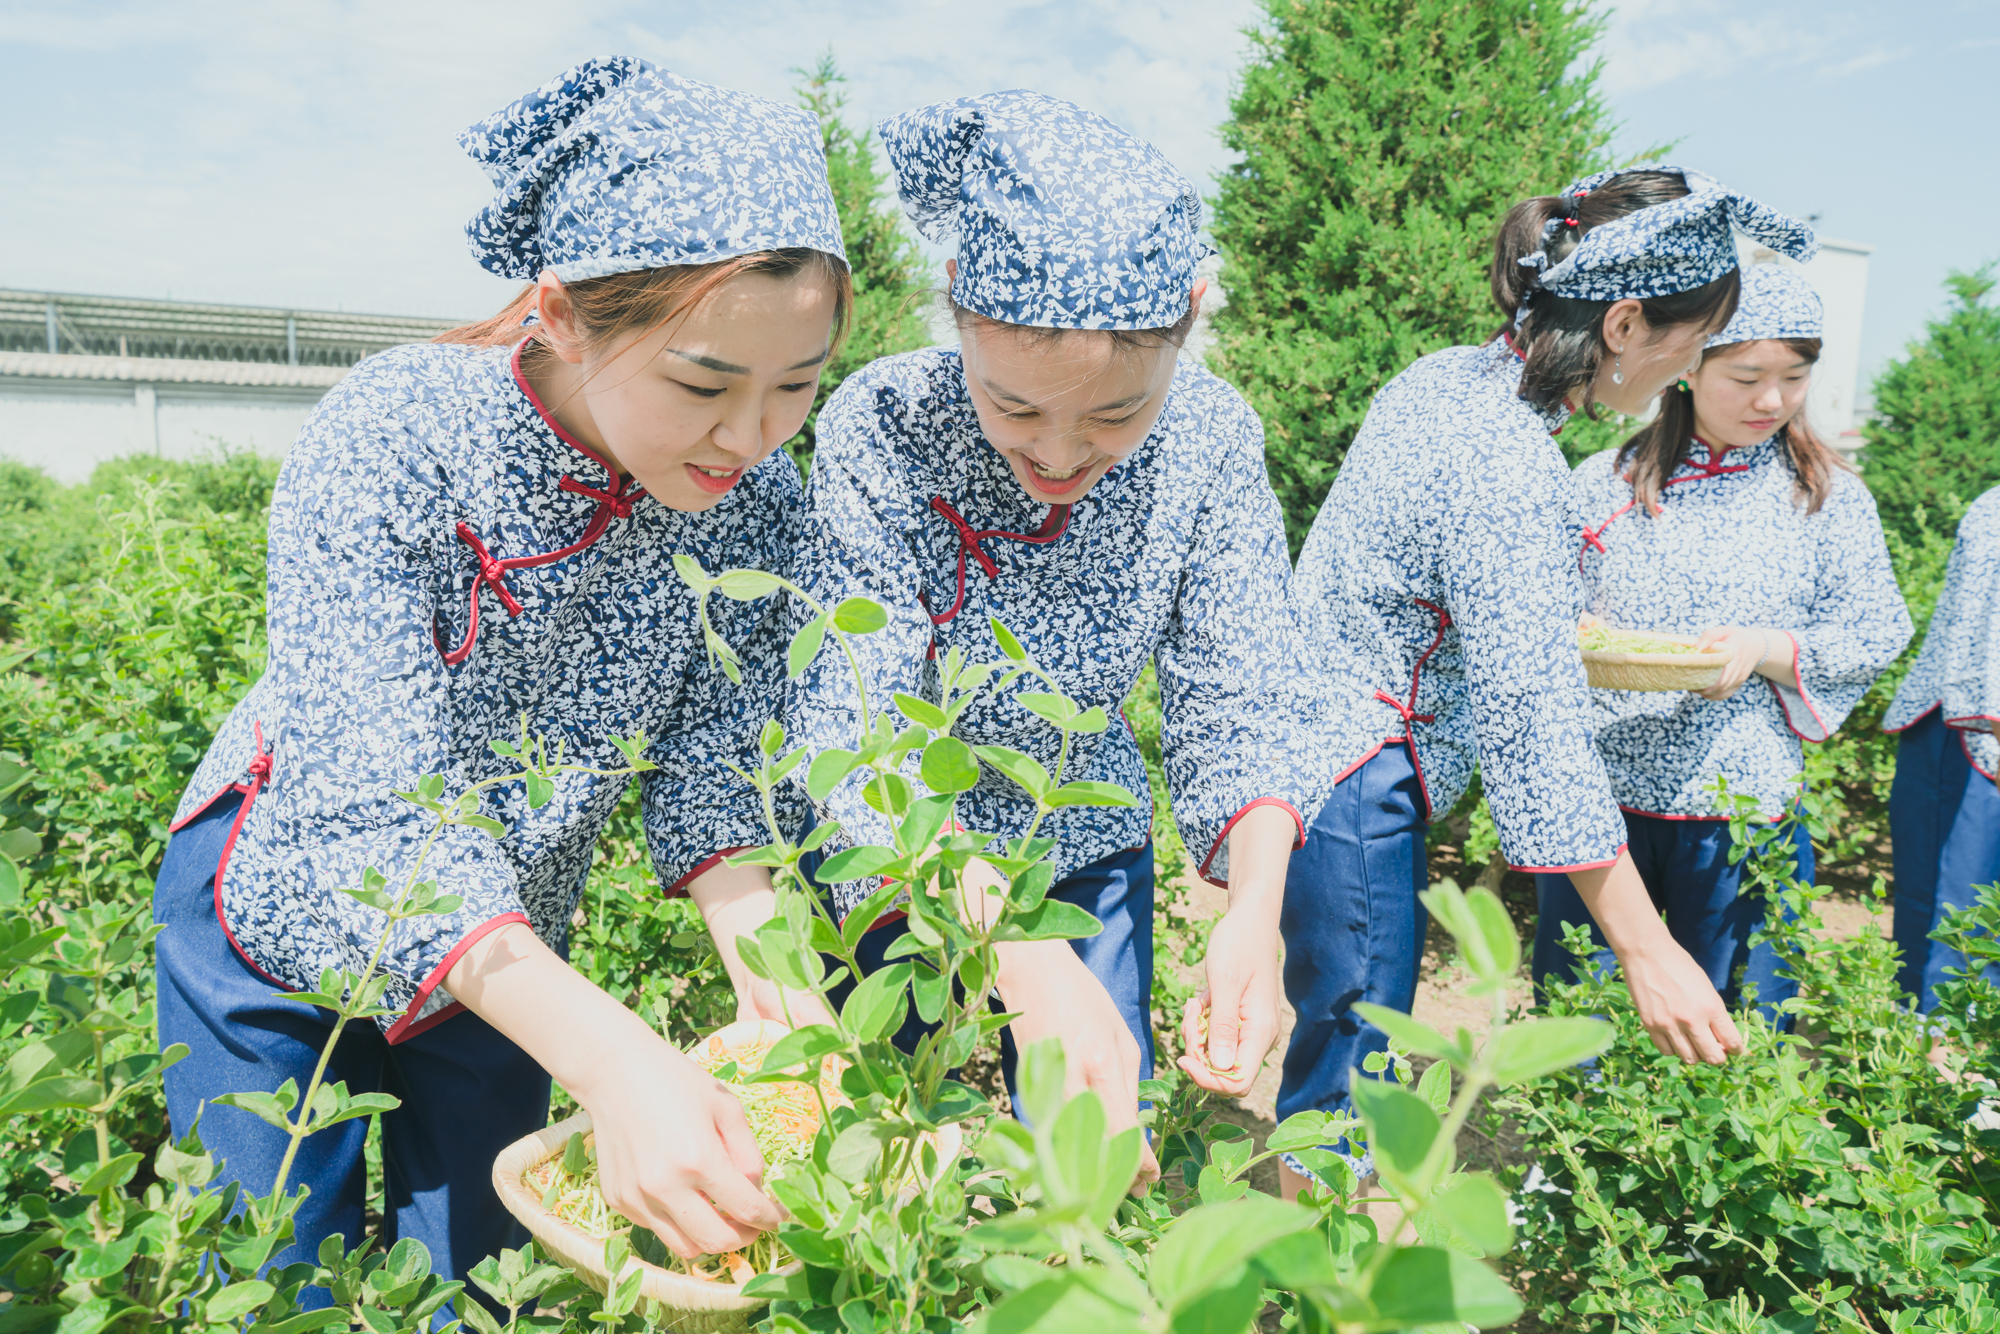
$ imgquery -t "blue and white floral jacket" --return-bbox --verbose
[172,341,795,1041]
[1574,438,1911,819]
[1292,336,1624,871]
[785,347,1343,916]
[1886,485,2000,780]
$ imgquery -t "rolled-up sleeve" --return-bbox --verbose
[1155,418,1318,886]
[1770,481,1913,741]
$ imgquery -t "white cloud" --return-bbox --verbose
[2,0,1262,319]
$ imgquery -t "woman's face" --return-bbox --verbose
[1687,339,1814,448]
[1591,298,1715,416]
[956,272,1201,506]
[531,269,837,512]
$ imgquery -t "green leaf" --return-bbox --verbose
[1365,1244,1523,1326]
[806,750,862,802]
[715,569,783,601]
[989,617,1028,662]
[841,880,905,951]
[212,1087,302,1134]
[0,1075,102,1116]
[1165,1264,1261,1334]
[75,1152,142,1195]
[1148,1196,1317,1312]
[52,1296,128,1334]
[993,897,1102,943]
[832,597,889,633]
[816,845,902,884]
[973,1272,1144,1334]
[1350,1002,1466,1067]
[1491,1016,1613,1085]
[862,771,912,817]
[841,962,912,1043]
[974,746,1050,799]
[1044,781,1140,809]
[1016,692,1076,727]
[1348,1078,1439,1182]
[206,1281,276,1322]
[919,737,980,794]
[1428,1172,1513,1257]
[894,692,948,730]
[788,615,828,679]
[898,793,954,853]
[759,1024,845,1074]
[826,1120,892,1183]
[524,773,555,809]
[1248,1227,1341,1290]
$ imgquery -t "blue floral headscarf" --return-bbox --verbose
[879,90,1210,331]
[1518,164,1816,318]
[460,57,847,281]
[1707,263,1823,347]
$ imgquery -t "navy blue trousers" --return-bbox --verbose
[1890,709,2000,1012]
[823,841,1155,1110]
[1277,742,1428,1138]
[1532,809,1807,1018]
[154,793,547,1315]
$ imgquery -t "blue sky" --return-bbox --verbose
[2,0,1993,382]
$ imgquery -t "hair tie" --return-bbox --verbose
[1559,191,1585,227]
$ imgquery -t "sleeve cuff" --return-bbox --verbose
[385,911,532,1045]
[1766,632,1834,743]
[1511,841,1628,875]
[1197,797,1305,889]
[661,846,758,898]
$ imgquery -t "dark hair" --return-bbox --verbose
[946,293,1199,354]
[435,249,854,364]
[1491,171,1741,418]
[1617,336,1850,515]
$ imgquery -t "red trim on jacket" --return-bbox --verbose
[1965,731,1999,784]
[384,911,532,1044]
[433,345,650,665]
[209,724,290,990]
[925,496,1072,628]
[1616,804,1729,822]
[1881,701,1938,735]
[1577,442,1752,567]
[1945,712,2000,731]
[1198,797,1304,888]
[662,846,757,898]
[1514,841,1628,875]
[1766,632,1832,742]
[1368,598,1451,819]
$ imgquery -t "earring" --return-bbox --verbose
[1677,379,1691,393]
[1611,354,1624,386]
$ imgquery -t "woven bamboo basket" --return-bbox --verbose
[491,1019,961,1332]
[1581,632,1731,692]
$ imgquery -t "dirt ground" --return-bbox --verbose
[1167,853,1893,1189]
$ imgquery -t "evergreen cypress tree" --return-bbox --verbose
[1210,0,1619,549]
[792,55,932,466]
[1861,264,2000,544]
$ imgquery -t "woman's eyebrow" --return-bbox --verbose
[665,347,830,375]
[978,378,1149,414]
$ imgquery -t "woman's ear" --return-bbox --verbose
[945,257,958,284]
[1600,297,1645,356]
[534,271,588,365]
[1189,278,1208,321]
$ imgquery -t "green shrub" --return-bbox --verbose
[1496,779,2000,1328]
[1210,0,1620,551]
[1862,265,2000,550]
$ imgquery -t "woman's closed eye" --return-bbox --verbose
[778,379,819,394]
[676,380,727,399]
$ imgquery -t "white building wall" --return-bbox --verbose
[0,352,344,484]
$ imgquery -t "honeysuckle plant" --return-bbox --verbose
[0,732,654,1334]
[672,559,1617,1334]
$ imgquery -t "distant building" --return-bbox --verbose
[1737,236,1873,459]
[0,289,458,483]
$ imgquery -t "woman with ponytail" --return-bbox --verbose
[1284,166,1818,1197]
[153,59,848,1302]
[1536,263,1910,1014]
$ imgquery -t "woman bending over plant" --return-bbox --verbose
[152,57,845,1307]
[784,91,1343,1183]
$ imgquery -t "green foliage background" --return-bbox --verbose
[1210,0,1619,551]
[1861,264,2000,547]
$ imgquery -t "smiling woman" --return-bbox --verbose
[148,55,853,1317]
[436,252,850,510]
